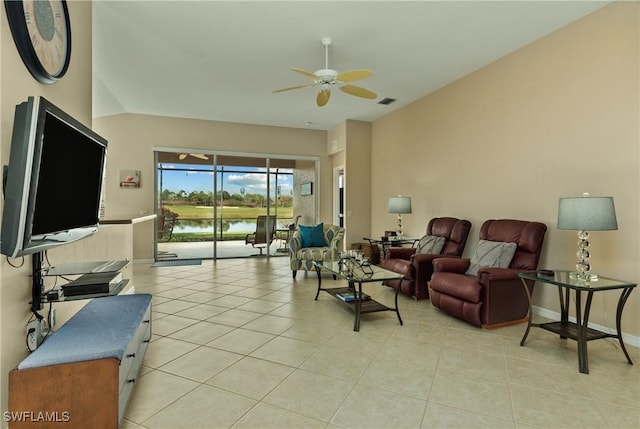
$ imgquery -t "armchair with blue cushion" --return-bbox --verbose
[289,223,345,279]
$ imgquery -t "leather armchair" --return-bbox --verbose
[289,224,344,279]
[380,217,472,300]
[429,219,547,328]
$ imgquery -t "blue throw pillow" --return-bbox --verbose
[299,223,327,247]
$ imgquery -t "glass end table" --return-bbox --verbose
[363,237,418,258]
[519,270,636,374]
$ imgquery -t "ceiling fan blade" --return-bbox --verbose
[316,90,331,107]
[178,153,208,161]
[291,67,318,79]
[272,84,310,93]
[340,84,377,100]
[337,69,373,82]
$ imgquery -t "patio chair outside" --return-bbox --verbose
[245,215,276,255]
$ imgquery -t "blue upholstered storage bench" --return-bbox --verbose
[9,293,152,428]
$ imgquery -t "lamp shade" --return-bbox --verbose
[388,196,412,214]
[557,196,618,231]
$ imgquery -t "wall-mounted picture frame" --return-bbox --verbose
[120,169,141,188]
[300,182,313,196]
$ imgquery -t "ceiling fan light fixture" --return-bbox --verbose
[320,82,332,91]
[273,36,377,106]
[314,68,338,81]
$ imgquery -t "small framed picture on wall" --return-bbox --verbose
[120,169,141,188]
[300,182,313,196]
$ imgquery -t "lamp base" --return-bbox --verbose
[572,230,598,281]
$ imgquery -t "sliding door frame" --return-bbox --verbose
[154,147,320,260]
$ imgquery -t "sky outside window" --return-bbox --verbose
[158,163,293,196]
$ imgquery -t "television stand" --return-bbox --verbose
[9,294,152,428]
[31,252,130,308]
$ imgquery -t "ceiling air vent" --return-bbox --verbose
[377,98,396,106]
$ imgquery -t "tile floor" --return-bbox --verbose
[158,239,291,260]
[123,257,640,429]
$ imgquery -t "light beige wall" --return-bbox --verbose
[0,1,93,410]
[344,120,372,249]
[372,2,639,337]
[327,120,373,249]
[292,160,316,226]
[328,121,346,231]
[91,114,329,259]
[327,121,347,155]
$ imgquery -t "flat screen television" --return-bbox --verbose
[1,96,108,257]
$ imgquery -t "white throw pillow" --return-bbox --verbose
[465,240,517,275]
[416,235,446,255]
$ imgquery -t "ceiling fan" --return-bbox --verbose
[178,153,208,161]
[273,37,377,107]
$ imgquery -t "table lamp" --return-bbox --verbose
[388,196,411,238]
[557,193,617,280]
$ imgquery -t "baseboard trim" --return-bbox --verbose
[482,317,528,330]
[532,305,640,348]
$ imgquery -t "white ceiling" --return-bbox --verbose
[92,1,609,131]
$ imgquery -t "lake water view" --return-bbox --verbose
[173,219,290,234]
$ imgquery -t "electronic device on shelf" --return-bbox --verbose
[40,260,129,303]
[61,272,123,297]
[1,96,108,257]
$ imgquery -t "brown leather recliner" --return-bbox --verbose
[380,217,472,300]
[429,219,547,328]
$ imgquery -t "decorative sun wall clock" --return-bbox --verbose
[5,0,72,84]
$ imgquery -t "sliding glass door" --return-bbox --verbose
[155,151,316,260]
[156,153,215,259]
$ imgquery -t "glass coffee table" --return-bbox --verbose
[313,259,404,331]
